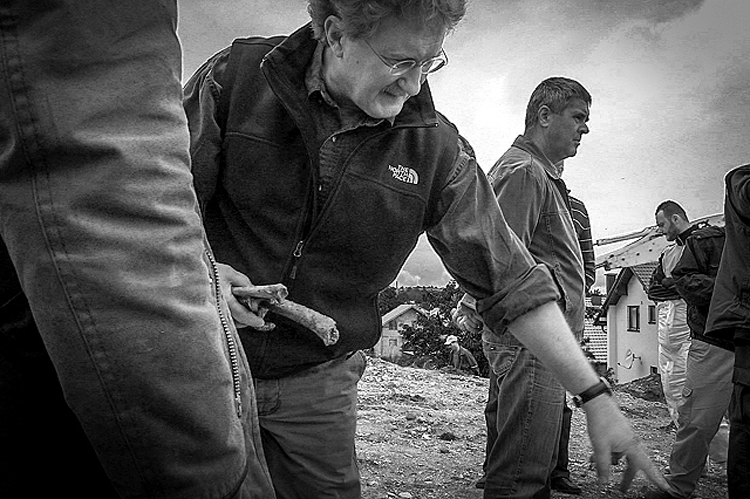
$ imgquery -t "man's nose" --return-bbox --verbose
[398,67,424,97]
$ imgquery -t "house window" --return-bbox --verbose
[388,321,396,330]
[627,306,640,332]
[388,338,398,347]
[648,305,656,324]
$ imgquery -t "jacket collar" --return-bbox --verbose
[511,135,563,179]
[676,223,700,245]
[262,23,439,128]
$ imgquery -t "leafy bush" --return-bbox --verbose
[381,281,488,376]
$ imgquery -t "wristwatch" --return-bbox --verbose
[572,377,612,408]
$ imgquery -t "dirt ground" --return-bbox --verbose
[356,356,728,499]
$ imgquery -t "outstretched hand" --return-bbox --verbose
[583,394,671,493]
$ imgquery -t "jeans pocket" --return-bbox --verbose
[483,341,519,378]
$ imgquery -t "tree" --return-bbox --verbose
[377,285,409,315]
[399,281,487,376]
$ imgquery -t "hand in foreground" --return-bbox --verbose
[450,301,484,333]
[584,393,671,493]
[216,263,287,329]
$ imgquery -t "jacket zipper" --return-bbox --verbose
[289,239,305,280]
[205,249,243,418]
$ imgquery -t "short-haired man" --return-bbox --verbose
[456,77,591,498]
[643,201,732,499]
[184,3,667,497]
[647,204,693,426]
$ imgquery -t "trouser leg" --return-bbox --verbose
[728,343,750,499]
[668,341,734,498]
[0,259,117,497]
[0,2,273,497]
[482,336,564,499]
[481,367,500,482]
[551,404,572,480]
[256,352,367,499]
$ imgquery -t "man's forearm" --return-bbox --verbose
[507,301,599,394]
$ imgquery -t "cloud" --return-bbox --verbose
[395,235,453,287]
[393,269,421,287]
[584,0,705,24]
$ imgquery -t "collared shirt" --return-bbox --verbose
[569,195,596,291]
[305,42,385,208]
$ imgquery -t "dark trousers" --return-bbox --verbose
[551,404,573,480]
[728,343,750,499]
[0,294,118,497]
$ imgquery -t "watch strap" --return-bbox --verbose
[572,377,612,408]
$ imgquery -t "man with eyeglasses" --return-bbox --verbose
[184,1,668,498]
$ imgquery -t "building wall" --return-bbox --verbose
[607,277,659,384]
[373,308,421,361]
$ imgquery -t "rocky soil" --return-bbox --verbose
[356,357,728,499]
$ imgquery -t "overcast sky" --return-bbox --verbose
[178,0,750,288]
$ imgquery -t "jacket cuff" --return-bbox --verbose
[476,264,560,334]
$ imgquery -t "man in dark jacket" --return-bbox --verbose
[184,2,667,498]
[706,164,750,499]
[643,200,732,499]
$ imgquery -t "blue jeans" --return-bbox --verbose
[0,2,273,497]
[482,331,565,499]
[255,351,367,499]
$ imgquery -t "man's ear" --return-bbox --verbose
[537,105,552,127]
[324,15,345,57]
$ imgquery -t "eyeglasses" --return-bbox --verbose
[363,38,448,76]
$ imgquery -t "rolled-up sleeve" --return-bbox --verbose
[426,139,560,333]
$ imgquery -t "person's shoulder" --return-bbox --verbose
[489,145,539,179]
[229,34,289,60]
[691,224,725,240]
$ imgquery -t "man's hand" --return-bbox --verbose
[451,300,484,333]
[583,394,670,493]
[216,263,286,329]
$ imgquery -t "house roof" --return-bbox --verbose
[582,319,607,362]
[596,262,658,323]
[381,303,428,325]
[632,262,658,288]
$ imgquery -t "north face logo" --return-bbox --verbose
[388,164,419,185]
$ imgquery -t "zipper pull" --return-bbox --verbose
[235,395,243,418]
[290,240,305,280]
[293,240,304,257]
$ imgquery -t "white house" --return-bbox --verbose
[594,213,724,385]
[373,303,427,361]
[598,263,660,384]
